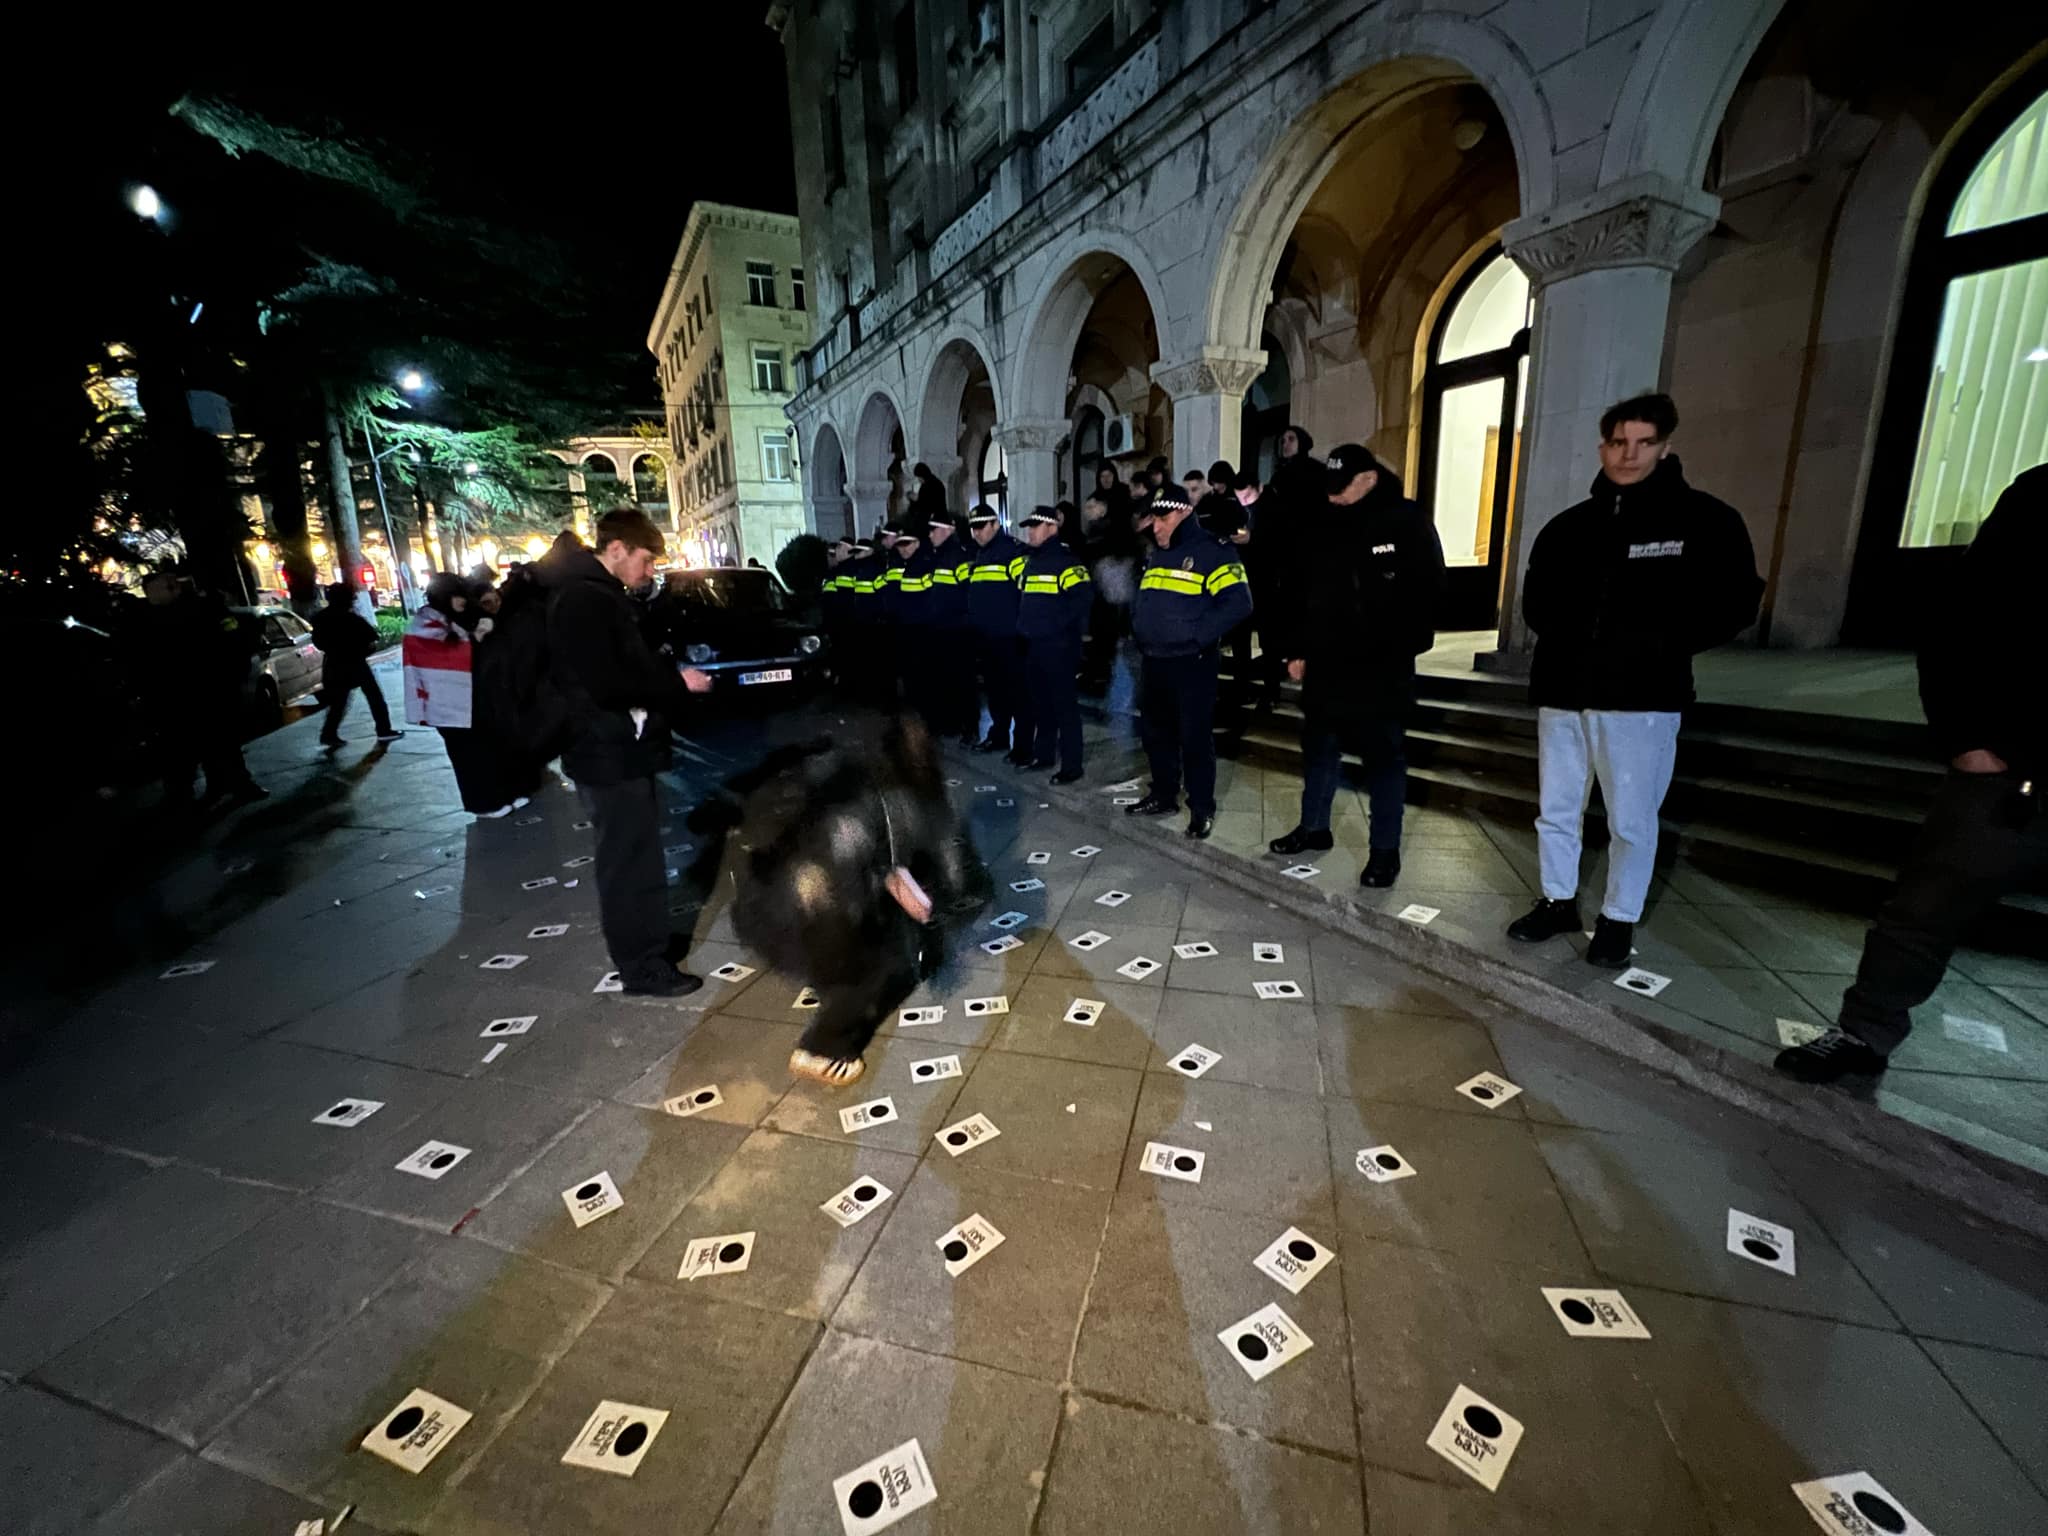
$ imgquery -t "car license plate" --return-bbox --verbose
[738,668,793,685]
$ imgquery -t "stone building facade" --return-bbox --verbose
[770,0,2045,653]
[649,203,813,567]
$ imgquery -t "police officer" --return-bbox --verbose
[1015,504,1091,785]
[1126,483,1252,839]
[841,531,896,709]
[962,505,1032,760]
[922,512,976,743]
[1269,444,1443,887]
[890,523,936,710]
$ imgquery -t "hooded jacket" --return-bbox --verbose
[1132,516,1253,658]
[1294,476,1444,721]
[541,543,689,783]
[1523,456,1762,712]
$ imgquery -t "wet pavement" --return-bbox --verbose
[1,678,2043,1534]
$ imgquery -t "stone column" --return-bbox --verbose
[1495,175,1719,659]
[849,478,894,540]
[994,419,1068,520]
[1150,348,1267,475]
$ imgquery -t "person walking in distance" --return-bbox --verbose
[542,508,713,998]
[1015,505,1092,785]
[312,582,402,748]
[1126,484,1253,840]
[132,569,267,808]
[1506,394,1763,966]
[1777,465,2046,1083]
[1269,446,1443,886]
[963,506,1033,760]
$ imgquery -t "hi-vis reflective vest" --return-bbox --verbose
[963,532,1027,636]
[1017,540,1093,641]
[1132,518,1252,657]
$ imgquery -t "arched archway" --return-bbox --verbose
[916,332,1001,511]
[580,451,618,481]
[631,453,667,519]
[1011,234,1173,426]
[810,421,852,540]
[852,389,908,532]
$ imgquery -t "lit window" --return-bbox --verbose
[752,343,786,393]
[746,261,777,307]
[762,431,792,482]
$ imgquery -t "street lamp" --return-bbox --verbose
[399,369,427,393]
[128,184,164,222]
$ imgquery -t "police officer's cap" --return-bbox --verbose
[848,539,874,555]
[1018,505,1062,527]
[1324,444,1382,494]
[1148,485,1193,515]
[966,505,999,526]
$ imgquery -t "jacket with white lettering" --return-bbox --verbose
[1131,517,1253,658]
[1016,538,1093,643]
[962,532,1026,637]
[1523,456,1762,711]
[1294,481,1444,723]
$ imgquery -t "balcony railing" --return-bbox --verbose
[1036,35,1160,186]
[931,185,997,278]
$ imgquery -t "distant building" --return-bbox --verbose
[558,427,672,540]
[648,203,811,567]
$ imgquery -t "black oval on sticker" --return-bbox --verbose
[943,1239,968,1262]
[386,1405,424,1439]
[849,1481,884,1519]
[612,1421,648,1457]
[694,1089,716,1104]
[1286,1239,1317,1262]
[947,1130,967,1146]
[1462,1405,1503,1439]
[718,1241,746,1264]
[429,1152,456,1169]
[1375,1153,1401,1170]
[1851,1491,1906,1534]
[1172,1155,1197,1172]
[916,1065,933,1077]
[326,1104,349,1118]
[854,1185,878,1202]
[575,1182,601,1201]
[1235,1333,1269,1361]
[1561,1298,1596,1326]
[1177,1059,1198,1071]
[1471,1086,1494,1100]
[871,1104,890,1118]
[1742,1238,1779,1262]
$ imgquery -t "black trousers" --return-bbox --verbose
[1840,770,2046,1053]
[1083,595,1128,685]
[928,626,976,739]
[581,775,677,990]
[1026,637,1084,774]
[158,695,256,799]
[1140,651,1221,816]
[972,631,1031,750]
[438,726,511,814]
[320,660,393,741]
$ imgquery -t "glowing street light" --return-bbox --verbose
[463,461,480,476]
[399,369,427,393]
[128,184,164,222]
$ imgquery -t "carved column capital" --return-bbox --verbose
[1150,346,1268,401]
[1503,174,1720,285]
[919,453,964,483]
[995,417,1069,454]
[849,478,895,504]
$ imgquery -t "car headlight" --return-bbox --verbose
[685,643,715,664]
[798,633,822,655]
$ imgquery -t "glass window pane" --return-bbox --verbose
[1438,253,1531,364]
[1948,90,2047,235]
[1899,256,2047,548]
[1431,378,1513,568]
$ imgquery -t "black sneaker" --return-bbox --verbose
[1185,814,1214,840]
[1050,768,1084,786]
[622,969,704,999]
[319,737,344,750]
[1269,826,1335,856]
[1507,897,1580,943]
[1125,794,1178,817]
[375,729,405,741]
[972,736,1005,754]
[1005,749,1035,767]
[1359,849,1401,889]
[1774,1028,1888,1083]
[1028,758,1055,771]
[1585,916,1634,969]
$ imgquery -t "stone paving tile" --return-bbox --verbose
[1068,870,1190,928]
[1035,920,1179,987]
[1326,1100,1588,1268]
[0,1153,286,1375]
[835,1159,1111,1379]
[1954,948,2048,989]
[1693,900,1872,973]
[1035,1394,1365,1536]
[1316,1004,1516,1113]
[1640,1292,2048,1533]
[2,1017,245,1143]
[1178,887,1328,940]
[633,1128,918,1320]
[461,1104,748,1280]
[483,1003,701,1102]
[874,963,1027,1048]
[435,1282,819,1536]
[274,972,564,1078]
[0,1382,180,1536]
[1874,1069,2048,1150]
[1339,1236,1710,1531]
[709,1329,1062,1536]
[1071,1194,1356,1455]
[82,1453,374,1536]
[988,973,1163,1069]
[763,1032,973,1155]
[1921,1340,2048,1489]
[941,1050,1141,1188]
[205,1238,607,1532]
[1306,938,1481,1017]
[614,1014,808,1125]
[1126,1075,1334,1224]
[1148,989,1324,1094]
[38,1201,426,1446]
[1992,984,2048,1025]
[1485,1018,1770,1150]
[1534,1129,1894,1327]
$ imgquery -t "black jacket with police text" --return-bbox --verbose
[1295,481,1444,722]
[1523,457,1762,712]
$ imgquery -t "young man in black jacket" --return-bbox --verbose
[1270,446,1444,886]
[1778,465,2047,1083]
[1506,394,1763,966]
[311,582,402,747]
[543,510,712,998]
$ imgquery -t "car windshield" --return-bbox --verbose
[667,570,788,613]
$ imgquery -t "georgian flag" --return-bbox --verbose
[402,609,473,728]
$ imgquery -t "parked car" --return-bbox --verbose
[231,605,325,728]
[656,567,825,697]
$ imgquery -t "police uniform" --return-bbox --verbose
[1015,506,1093,782]
[922,516,976,741]
[962,511,1032,758]
[1129,487,1252,837]
[821,542,865,689]
[842,533,899,709]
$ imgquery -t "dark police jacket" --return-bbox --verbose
[896,541,969,631]
[1295,484,1444,722]
[542,545,689,784]
[1016,539,1093,643]
[1131,517,1253,658]
[1524,457,1762,712]
[963,533,1026,638]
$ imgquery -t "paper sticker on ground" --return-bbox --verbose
[361,1388,472,1474]
[1106,779,1142,793]
[1071,845,1101,858]
[936,1212,1005,1276]
[838,1097,897,1133]
[988,910,1029,930]
[1254,941,1284,963]
[561,1171,623,1228]
[1790,1471,1933,1535]
[1542,1286,1651,1339]
[479,954,528,971]
[962,994,1008,1016]
[996,797,1014,808]
[1397,904,1441,925]
[1064,997,1105,1026]
[820,1175,892,1228]
[1942,1014,2009,1052]
[897,1005,945,1027]
[1356,1145,1416,1182]
[160,961,216,979]
[973,784,996,793]
[980,934,1024,956]
[935,1112,1001,1155]
[313,1098,383,1128]
[678,1231,755,1280]
[1168,1043,1221,1079]
[793,986,822,1009]
[482,1042,507,1063]
[481,1015,535,1038]
[560,1400,667,1478]
[1141,1141,1204,1182]
[1426,1383,1523,1491]
[1455,1071,1522,1108]
[592,971,623,993]
[1218,1301,1313,1382]
[662,1085,723,1117]
[1172,941,1218,959]
[563,854,596,868]
[1253,978,1303,1000]
[1253,1227,1336,1295]
[1117,956,1161,980]
[395,1140,471,1180]
[1094,890,1131,907]
[1010,878,1046,893]
[1612,966,1671,998]
[1069,930,1112,952]
[832,1437,938,1536]
[1727,1208,1797,1274]
[513,815,542,826]
[526,924,569,939]
[710,961,756,982]
[1776,1017,1828,1048]
[1280,864,1320,880]
[910,1054,962,1083]
[1111,797,1140,806]
[1026,851,1051,865]
[520,877,557,891]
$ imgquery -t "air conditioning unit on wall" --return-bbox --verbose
[1103,412,1143,456]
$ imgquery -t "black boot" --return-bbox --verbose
[1050,768,1084,786]
[1507,897,1580,943]
[1269,826,1335,856]
[1185,813,1214,840]
[1585,916,1635,969]
[973,736,1006,754]
[1125,794,1177,817]
[1774,1028,1888,1083]
[1359,849,1401,888]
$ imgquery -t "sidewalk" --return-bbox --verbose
[1,690,2043,1533]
